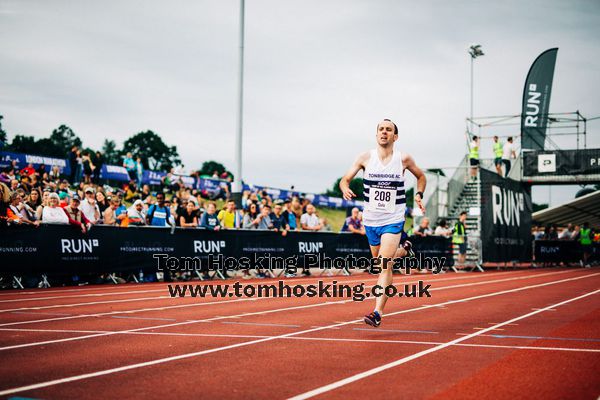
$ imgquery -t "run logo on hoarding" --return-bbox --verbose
[524,83,541,127]
[194,240,226,253]
[61,239,99,254]
[298,242,323,253]
[491,186,525,227]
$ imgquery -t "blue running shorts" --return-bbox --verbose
[365,221,406,247]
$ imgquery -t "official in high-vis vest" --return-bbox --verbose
[579,222,593,267]
[493,136,503,175]
[469,135,480,180]
[453,211,468,267]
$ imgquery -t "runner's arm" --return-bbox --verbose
[339,152,369,201]
[403,153,427,213]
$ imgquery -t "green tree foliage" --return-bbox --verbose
[121,130,180,172]
[101,139,120,165]
[0,115,7,147]
[325,177,364,200]
[532,202,548,213]
[197,160,232,178]
[49,125,82,155]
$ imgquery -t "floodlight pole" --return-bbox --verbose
[470,55,474,134]
[232,0,245,207]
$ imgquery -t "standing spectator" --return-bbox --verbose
[282,199,298,231]
[544,224,558,240]
[127,200,146,226]
[340,207,365,235]
[96,191,109,214]
[146,193,171,227]
[199,202,220,230]
[75,149,83,184]
[49,165,61,182]
[93,151,104,184]
[502,137,517,177]
[135,156,144,183]
[414,217,433,236]
[300,204,322,231]
[179,200,199,228]
[36,190,50,220]
[242,203,260,229]
[559,223,574,240]
[468,135,480,180]
[493,136,503,175]
[64,195,91,233]
[80,187,100,224]
[452,212,468,268]
[6,192,39,226]
[68,146,78,183]
[434,219,452,237]
[319,217,332,232]
[218,200,239,229]
[81,152,94,185]
[256,204,274,230]
[103,196,127,226]
[123,152,136,181]
[42,193,69,224]
[269,202,289,235]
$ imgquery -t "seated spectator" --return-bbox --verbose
[218,200,239,229]
[49,165,61,181]
[36,190,50,220]
[127,200,147,226]
[80,186,100,224]
[42,193,69,224]
[269,201,289,235]
[199,202,221,230]
[341,207,365,235]
[64,195,91,233]
[434,219,452,237]
[300,204,322,231]
[0,167,14,185]
[20,163,36,177]
[414,217,433,236]
[146,193,172,227]
[25,189,42,220]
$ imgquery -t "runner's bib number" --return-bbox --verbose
[368,185,396,213]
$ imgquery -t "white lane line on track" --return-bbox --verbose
[0,272,580,351]
[221,321,301,328]
[1,327,598,353]
[352,328,438,334]
[288,287,600,400]
[110,316,177,322]
[0,272,596,397]
[0,270,577,350]
[0,269,575,325]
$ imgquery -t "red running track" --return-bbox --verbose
[0,268,598,399]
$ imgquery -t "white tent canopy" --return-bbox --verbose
[532,190,600,228]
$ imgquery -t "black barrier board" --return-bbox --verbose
[0,225,453,276]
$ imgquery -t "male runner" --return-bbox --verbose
[340,119,426,327]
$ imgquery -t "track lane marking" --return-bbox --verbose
[1,327,598,352]
[288,287,600,399]
[0,272,596,397]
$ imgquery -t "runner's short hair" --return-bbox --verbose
[378,119,398,135]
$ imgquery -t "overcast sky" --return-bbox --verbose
[1,0,599,206]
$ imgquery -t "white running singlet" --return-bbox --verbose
[362,149,406,227]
